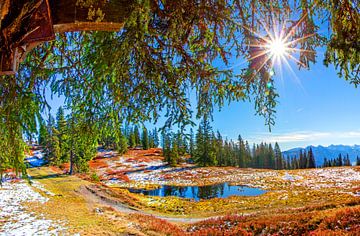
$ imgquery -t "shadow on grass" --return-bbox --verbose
[29,173,67,180]
[124,165,196,175]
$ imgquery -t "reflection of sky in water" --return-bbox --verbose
[25,151,47,167]
[129,183,266,201]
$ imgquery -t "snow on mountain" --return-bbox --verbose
[282,144,360,166]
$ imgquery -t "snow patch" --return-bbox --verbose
[0,180,67,235]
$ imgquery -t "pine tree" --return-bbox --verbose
[148,130,155,148]
[356,156,360,166]
[215,131,224,166]
[194,117,217,166]
[337,154,343,166]
[142,126,149,150]
[274,142,282,170]
[46,127,61,165]
[162,130,171,163]
[245,141,251,168]
[176,130,186,155]
[134,125,141,147]
[286,155,291,169]
[67,113,97,174]
[116,134,128,154]
[189,128,195,158]
[38,120,48,146]
[251,143,257,168]
[268,143,275,169]
[43,116,61,165]
[153,128,159,148]
[299,150,305,168]
[237,135,245,168]
[129,130,136,148]
[307,147,316,168]
[323,157,328,168]
[344,154,351,166]
[169,137,179,166]
[56,106,69,163]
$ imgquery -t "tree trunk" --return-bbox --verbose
[69,149,74,175]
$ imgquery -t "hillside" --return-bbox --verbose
[283,145,360,166]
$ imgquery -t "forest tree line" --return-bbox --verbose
[322,154,354,168]
[40,110,360,173]
[162,117,317,169]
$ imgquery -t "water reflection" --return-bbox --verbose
[128,183,265,201]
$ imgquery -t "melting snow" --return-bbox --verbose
[0,180,67,235]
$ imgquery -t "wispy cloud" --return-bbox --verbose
[296,108,304,113]
[249,130,360,144]
[338,131,360,138]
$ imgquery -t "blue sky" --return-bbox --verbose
[211,52,360,150]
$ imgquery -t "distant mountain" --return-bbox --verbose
[282,144,360,166]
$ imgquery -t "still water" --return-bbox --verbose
[128,182,266,201]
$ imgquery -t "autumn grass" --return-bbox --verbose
[25,167,138,235]
[185,205,360,235]
[21,162,360,235]
[119,167,359,218]
[129,187,359,218]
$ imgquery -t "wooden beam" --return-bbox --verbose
[1,0,133,75]
[1,0,54,75]
[50,0,131,33]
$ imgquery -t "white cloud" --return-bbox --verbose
[338,131,360,138]
[249,130,360,144]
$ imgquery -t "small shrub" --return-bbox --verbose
[90,172,100,182]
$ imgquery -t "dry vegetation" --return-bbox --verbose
[2,148,359,235]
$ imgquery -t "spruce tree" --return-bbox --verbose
[274,142,282,170]
[148,130,155,148]
[189,128,195,158]
[194,117,216,166]
[215,131,223,166]
[153,128,159,148]
[129,130,136,148]
[344,154,351,166]
[142,127,149,150]
[56,106,69,163]
[162,130,171,163]
[134,125,141,147]
[67,111,98,174]
[43,116,61,165]
[116,134,128,155]
[338,154,343,166]
[237,135,245,168]
[38,120,48,146]
[299,150,305,169]
[323,157,328,168]
[244,141,251,168]
[307,147,316,168]
[169,138,179,166]
[286,155,291,169]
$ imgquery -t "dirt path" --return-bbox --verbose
[80,184,220,223]
[28,166,220,224]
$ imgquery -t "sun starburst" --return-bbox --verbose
[267,38,288,59]
[241,13,316,84]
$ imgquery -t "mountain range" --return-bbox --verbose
[282,144,360,166]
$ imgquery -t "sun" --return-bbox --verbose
[268,38,288,58]
[235,14,316,84]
